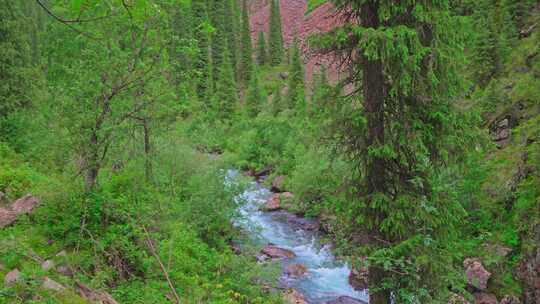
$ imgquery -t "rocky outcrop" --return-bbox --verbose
[326,296,368,304]
[0,194,40,228]
[464,258,492,290]
[284,263,308,278]
[516,246,540,304]
[283,289,308,304]
[249,0,347,87]
[474,292,498,304]
[261,245,296,259]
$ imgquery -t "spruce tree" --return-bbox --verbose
[311,67,329,117]
[271,86,282,114]
[192,1,213,99]
[256,31,268,66]
[286,37,305,113]
[245,67,264,117]
[239,0,253,86]
[215,49,238,120]
[0,0,33,120]
[268,0,284,66]
[320,1,470,302]
[223,0,240,78]
[208,0,227,83]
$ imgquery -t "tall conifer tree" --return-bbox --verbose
[239,0,253,85]
[245,67,264,117]
[192,1,213,99]
[286,37,305,113]
[215,49,238,120]
[256,31,267,65]
[268,0,284,65]
[320,1,470,302]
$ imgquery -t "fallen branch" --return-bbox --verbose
[142,225,182,304]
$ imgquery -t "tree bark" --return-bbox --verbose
[85,131,100,192]
[142,119,153,183]
[361,2,390,304]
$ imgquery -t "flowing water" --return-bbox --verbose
[229,171,369,304]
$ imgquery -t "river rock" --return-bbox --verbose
[283,289,307,304]
[41,260,55,272]
[464,258,491,290]
[11,194,40,214]
[265,194,282,211]
[271,175,286,192]
[261,245,296,259]
[349,263,369,290]
[42,277,66,291]
[285,213,320,231]
[264,192,294,211]
[326,296,368,304]
[284,263,307,278]
[4,269,21,286]
[474,292,498,304]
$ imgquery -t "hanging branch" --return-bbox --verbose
[34,0,103,41]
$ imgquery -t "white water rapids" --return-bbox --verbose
[229,171,369,303]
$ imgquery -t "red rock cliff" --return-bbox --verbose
[249,0,346,86]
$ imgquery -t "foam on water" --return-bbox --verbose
[229,171,369,303]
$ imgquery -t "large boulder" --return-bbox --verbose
[261,245,296,259]
[284,263,307,278]
[11,194,40,215]
[326,296,367,304]
[265,194,282,211]
[271,175,286,192]
[4,269,21,286]
[283,289,308,304]
[464,258,492,290]
[474,292,498,304]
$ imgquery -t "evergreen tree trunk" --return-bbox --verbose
[360,2,390,304]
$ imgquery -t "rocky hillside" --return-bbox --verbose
[249,0,345,85]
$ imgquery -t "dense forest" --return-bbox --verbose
[0,0,539,303]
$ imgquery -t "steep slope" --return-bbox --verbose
[249,0,345,85]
